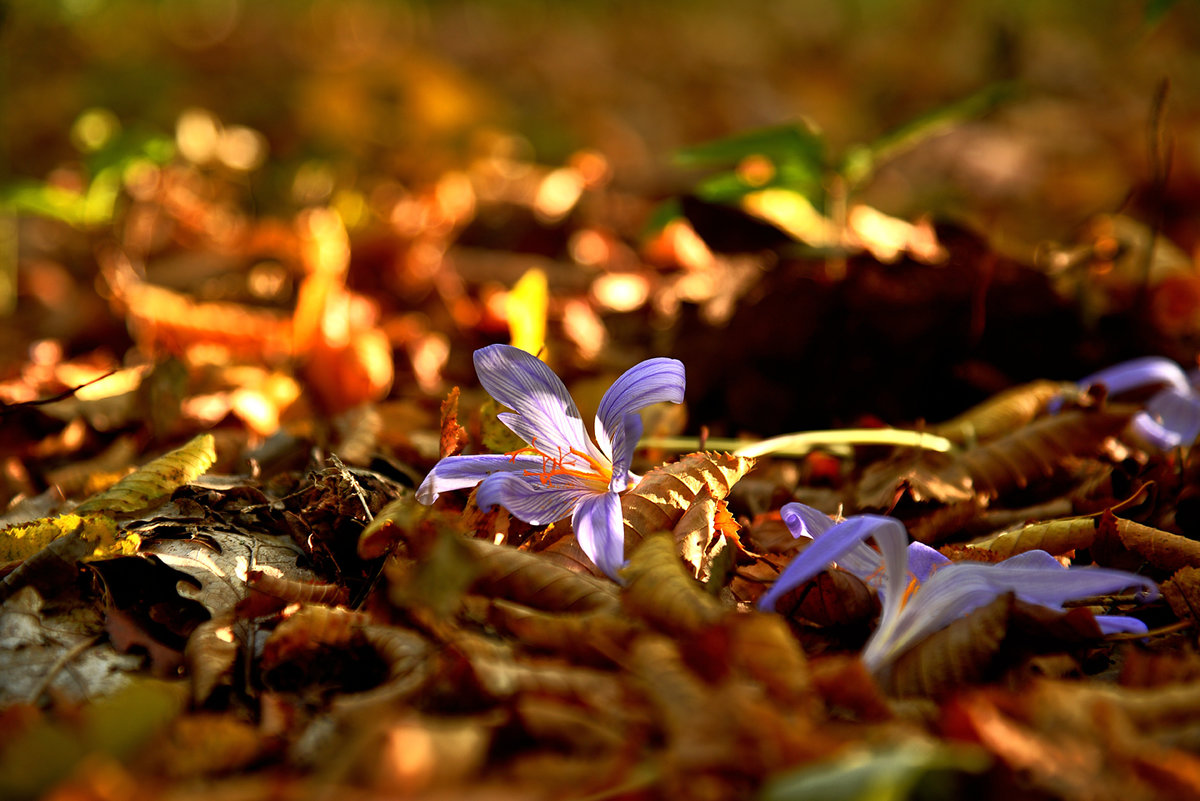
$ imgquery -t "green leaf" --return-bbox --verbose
[675,123,825,169]
[759,743,991,801]
[1145,0,1180,25]
[643,197,684,235]
[1,128,175,227]
[676,123,828,204]
[840,83,1016,189]
[0,181,92,226]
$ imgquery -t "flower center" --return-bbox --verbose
[863,565,924,609]
[505,438,613,488]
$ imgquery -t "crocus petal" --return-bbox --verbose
[907,541,951,582]
[996,550,1063,570]
[863,560,1157,671]
[1145,386,1200,446]
[971,558,1158,607]
[1078,356,1189,398]
[416,454,543,504]
[1095,615,1149,635]
[1131,414,1183,451]
[573,491,625,580]
[605,413,644,492]
[863,567,1017,670]
[779,502,837,539]
[759,513,908,613]
[779,502,883,580]
[594,357,686,474]
[475,471,594,526]
[473,345,596,457]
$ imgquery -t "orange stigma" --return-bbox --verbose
[504,438,612,488]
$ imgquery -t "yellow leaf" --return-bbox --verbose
[507,267,548,357]
[74,433,217,516]
[741,188,840,248]
[0,514,125,563]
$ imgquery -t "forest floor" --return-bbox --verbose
[5,3,1200,800]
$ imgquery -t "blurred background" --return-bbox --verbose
[4,0,1200,448]
[7,1,1200,236]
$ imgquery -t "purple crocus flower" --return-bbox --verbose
[1076,355,1190,399]
[757,503,949,613]
[759,502,1157,674]
[416,344,686,579]
[1131,382,1200,450]
[1055,356,1200,450]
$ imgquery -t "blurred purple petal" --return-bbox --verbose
[1131,413,1183,451]
[1095,615,1149,635]
[907,541,951,582]
[1079,356,1189,398]
[1144,386,1200,447]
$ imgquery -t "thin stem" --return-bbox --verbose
[639,428,953,458]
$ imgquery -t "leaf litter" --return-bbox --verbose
[6,4,1200,800]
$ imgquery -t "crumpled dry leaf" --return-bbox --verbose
[885,593,1104,698]
[858,407,1135,511]
[622,451,754,577]
[620,534,726,636]
[0,587,141,707]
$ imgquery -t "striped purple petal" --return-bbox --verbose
[759,513,908,613]
[416,453,543,504]
[475,471,596,527]
[474,345,597,459]
[574,491,625,580]
[595,357,686,483]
